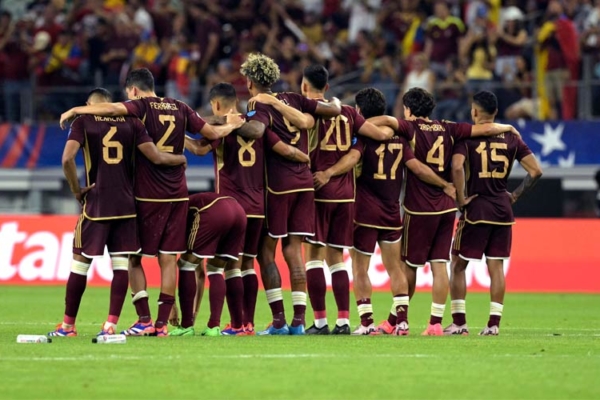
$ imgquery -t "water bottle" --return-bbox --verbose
[17,335,52,343]
[92,334,127,344]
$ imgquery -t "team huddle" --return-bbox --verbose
[49,52,542,338]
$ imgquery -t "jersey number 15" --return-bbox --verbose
[476,142,509,179]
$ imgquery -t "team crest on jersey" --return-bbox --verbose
[352,136,358,145]
[246,110,256,117]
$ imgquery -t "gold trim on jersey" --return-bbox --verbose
[267,186,314,195]
[83,130,91,186]
[189,196,233,212]
[187,212,201,249]
[215,141,225,193]
[354,220,403,230]
[403,205,457,215]
[315,198,354,203]
[246,214,266,219]
[401,213,410,257]
[135,197,189,202]
[74,214,84,248]
[83,211,137,221]
[464,217,515,226]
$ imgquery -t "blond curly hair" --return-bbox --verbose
[240,53,281,88]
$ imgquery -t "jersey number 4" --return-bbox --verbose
[476,142,509,179]
[374,143,403,180]
[426,136,444,172]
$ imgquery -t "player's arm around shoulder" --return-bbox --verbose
[314,96,342,118]
[470,122,520,138]
[184,135,214,156]
[358,120,395,141]
[60,102,128,129]
[265,128,310,163]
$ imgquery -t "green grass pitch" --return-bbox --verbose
[1,286,598,399]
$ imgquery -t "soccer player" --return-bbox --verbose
[370,87,520,336]
[350,88,455,336]
[240,54,342,335]
[49,88,186,337]
[448,91,542,336]
[169,192,248,336]
[296,66,394,335]
[183,82,311,335]
[59,68,243,336]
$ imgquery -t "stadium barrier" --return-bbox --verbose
[0,215,597,293]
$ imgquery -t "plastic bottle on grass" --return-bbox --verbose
[17,335,52,343]
[92,334,127,344]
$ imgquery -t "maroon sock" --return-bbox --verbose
[242,273,258,325]
[108,270,128,322]
[453,312,467,326]
[225,276,244,329]
[331,269,350,319]
[269,301,286,329]
[396,305,409,324]
[64,272,88,323]
[132,294,151,323]
[155,292,175,329]
[178,270,197,329]
[357,298,373,327]
[387,312,397,325]
[488,315,501,327]
[207,274,226,328]
[307,268,327,316]
[291,304,306,327]
[429,315,443,325]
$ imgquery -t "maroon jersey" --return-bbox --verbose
[123,97,206,201]
[396,118,471,214]
[310,105,365,202]
[188,192,232,212]
[247,92,318,193]
[355,136,414,229]
[454,134,533,224]
[210,129,281,217]
[67,115,152,219]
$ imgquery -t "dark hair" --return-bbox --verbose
[472,91,498,115]
[402,87,436,118]
[355,88,386,119]
[125,68,154,92]
[303,64,329,90]
[209,82,237,102]
[87,87,112,102]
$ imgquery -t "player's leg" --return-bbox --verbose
[304,242,329,334]
[49,216,105,337]
[168,252,200,336]
[153,201,189,336]
[282,234,308,334]
[481,225,511,336]
[424,212,455,336]
[240,217,263,334]
[285,191,316,335]
[351,225,377,335]
[194,260,206,320]
[326,202,354,334]
[100,217,140,335]
[401,213,427,300]
[257,191,287,335]
[378,232,410,336]
[220,203,247,335]
[203,257,226,336]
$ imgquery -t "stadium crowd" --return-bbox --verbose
[1,0,600,123]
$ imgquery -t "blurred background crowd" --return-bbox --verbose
[1,0,600,123]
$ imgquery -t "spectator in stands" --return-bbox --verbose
[424,0,465,78]
[0,11,32,122]
[189,3,220,78]
[494,6,526,82]
[165,33,199,107]
[344,0,382,43]
[393,52,434,118]
[433,55,469,121]
[504,56,540,120]
[378,0,423,60]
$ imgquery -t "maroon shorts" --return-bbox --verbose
[353,223,402,256]
[306,201,354,249]
[187,198,247,260]
[137,200,188,257]
[73,215,140,258]
[401,212,455,267]
[266,190,315,238]
[452,220,512,260]
[243,217,264,258]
